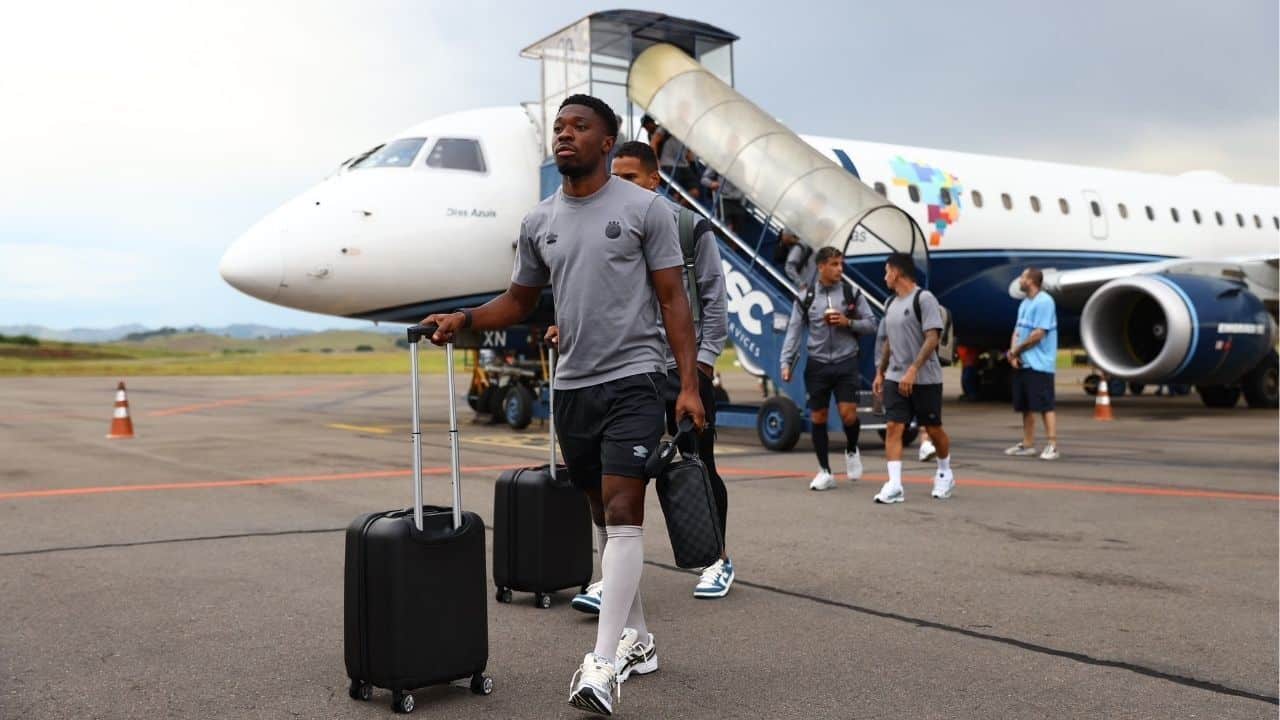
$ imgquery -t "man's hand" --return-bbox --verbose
[781,366,792,383]
[1009,352,1021,369]
[873,370,884,397]
[899,366,918,396]
[676,386,706,432]
[420,312,466,346]
[825,312,850,327]
[544,325,559,347]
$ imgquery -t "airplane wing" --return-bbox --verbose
[1030,255,1280,313]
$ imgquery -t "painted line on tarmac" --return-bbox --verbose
[326,423,393,434]
[647,558,1279,706]
[147,379,369,417]
[0,463,525,501]
[716,467,1280,502]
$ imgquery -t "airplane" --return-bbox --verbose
[219,21,1279,416]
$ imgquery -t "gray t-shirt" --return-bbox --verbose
[512,176,683,390]
[883,287,945,385]
[655,128,688,168]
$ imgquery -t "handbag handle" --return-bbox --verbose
[645,416,700,478]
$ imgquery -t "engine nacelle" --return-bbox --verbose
[1081,274,1275,385]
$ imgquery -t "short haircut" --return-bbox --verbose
[640,114,655,126]
[1025,266,1044,288]
[815,246,843,264]
[886,252,916,280]
[613,140,658,171]
[559,94,619,139]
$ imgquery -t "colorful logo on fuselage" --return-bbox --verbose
[890,157,962,247]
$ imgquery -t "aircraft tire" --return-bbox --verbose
[1196,384,1241,408]
[503,384,535,429]
[1241,350,1279,409]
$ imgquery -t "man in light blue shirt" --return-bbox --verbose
[1005,267,1060,460]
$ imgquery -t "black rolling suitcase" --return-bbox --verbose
[344,324,492,714]
[493,347,594,608]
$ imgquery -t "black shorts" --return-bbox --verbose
[884,381,943,426]
[803,356,860,411]
[661,369,718,435]
[1012,369,1056,413]
[553,372,666,490]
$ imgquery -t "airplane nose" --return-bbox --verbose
[219,226,283,302]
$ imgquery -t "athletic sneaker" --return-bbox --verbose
[930,470,955,499]
[615,628,658,683]
[873,482,904,504]
[918,438,937,462]
[809,469,837,491]
[844,448,863,481]
[694,557,735,599]
[1040,444,1060,460]
[571,581,603,615]
[568,652,618,716]
[1004,443,1037,456]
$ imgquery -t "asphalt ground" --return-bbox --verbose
[1,367,1276,719]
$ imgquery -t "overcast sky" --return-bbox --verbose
[1,0,1275,330]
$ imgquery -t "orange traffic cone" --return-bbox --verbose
[106,381,135,439]
[1094,377,1115,422]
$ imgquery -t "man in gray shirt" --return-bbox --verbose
[424,94,704,717]
[777,231,816,288]
[780,247,877,490]
[872,252,955,504]
[557,140,736,606]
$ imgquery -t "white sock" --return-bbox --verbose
[937,455,951,473]
[887,461,902,490]
[594,523,609,562]
[594,525,645,663]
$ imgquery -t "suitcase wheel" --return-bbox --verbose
[392,690,415,714]
[535,593,552,609]
[470,673,494,695]
[496,587,513,603]
[348,679,372,702]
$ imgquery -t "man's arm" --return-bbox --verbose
[910,329,941,371]
[848,292,877,336]
[422,283,541,345]
[780,302,805,378]
[652,266,706,429]
[651,128,667,158]
[1011,328,1046,356]
[694,229,727,372]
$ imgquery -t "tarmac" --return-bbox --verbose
[1,367,1277,719]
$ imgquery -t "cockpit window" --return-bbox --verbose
[349,138,427,169]
[425,138,486,173]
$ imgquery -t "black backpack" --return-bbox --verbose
[800,281,859,319]
[885,288,955,366]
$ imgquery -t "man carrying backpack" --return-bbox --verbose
[872,253,955,504]
[780,246,877,490]
[552,140,736,608]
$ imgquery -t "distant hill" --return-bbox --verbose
[0,323,406,343]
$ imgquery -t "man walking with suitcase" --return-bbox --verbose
[780,246,877,490]
[424,95,705,717]
[872,253,956,503]
[560,140,735,607]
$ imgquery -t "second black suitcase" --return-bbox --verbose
[492,347,594,608]
[344,324,493,714]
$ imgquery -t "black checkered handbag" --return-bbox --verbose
[647,419,724,569]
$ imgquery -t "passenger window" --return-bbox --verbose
[1117,203,1128,219]
[1090,201,1101,217]
[1170,208,1180,223]
[1145,205,1155,221]
[1236,213,1244,227]
[1029,195,1041,213]
[1192,209,1202,224]
[1001,193,1012,210]
[1215,211,1224,225]
[908,185,920,203]
[1253,214,1262,229]
[971,190,983,208]
[426,138,487,172]
[873,181,886,197]
[349,138,426,169]
[1059,198,1069,214]
[940,187,951,205]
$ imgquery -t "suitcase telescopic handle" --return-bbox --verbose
[406,323,463,533]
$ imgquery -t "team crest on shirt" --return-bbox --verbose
[544,232,558,245]
[605,221,622,239]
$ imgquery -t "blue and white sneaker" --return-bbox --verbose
[693,557,734,599]
[571,580,603,615]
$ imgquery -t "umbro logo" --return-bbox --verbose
[605,221,622,239]
[632,445,649,459]
[545,232,558,245]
